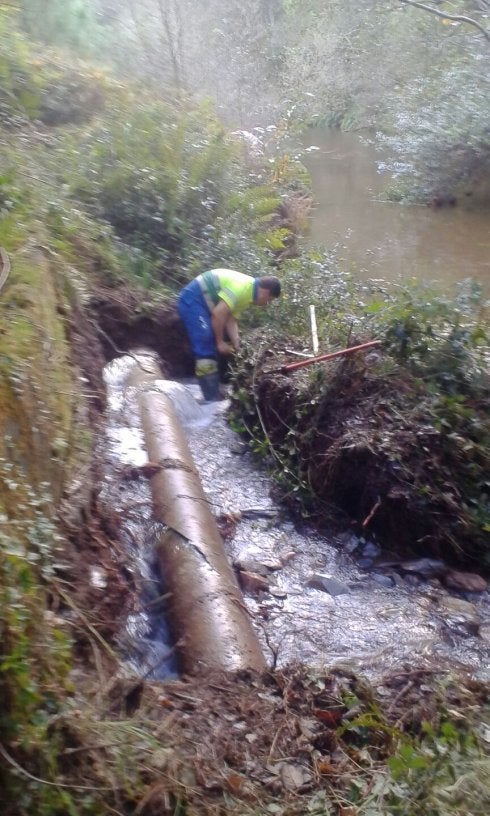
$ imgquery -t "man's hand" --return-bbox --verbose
[217,340,235,356]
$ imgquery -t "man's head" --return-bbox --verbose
[255,276,281,306]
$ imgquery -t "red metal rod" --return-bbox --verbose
[281,339,382,373]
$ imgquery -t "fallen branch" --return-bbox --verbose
[398,0,490,41]
[362,496,382,528]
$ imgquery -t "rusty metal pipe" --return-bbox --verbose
[127,358,265,675]
[278,340,382,374]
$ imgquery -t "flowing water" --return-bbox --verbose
[101,356,490,682]
[299,129,490,295]
[98,355,178,678]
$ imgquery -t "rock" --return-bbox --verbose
[404,573,421,588]
[280,551,296,565]
[443,570,487,593]
[357,557,374,570]
[261,560,283,571]
[337,533,360,554]
[238,571,270,594]
[270,588,288,599]
[362,541,381,558]
[400,558,446,578]
[438,596,479,619]
[306,574,350,596]
[233,558,270,577]
[390,572,406,587]
[371,573,395,588]
[229,441,248,455]
[437,596,480,636]
[234,556,284,575]
[478,622,490,644]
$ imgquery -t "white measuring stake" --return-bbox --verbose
[309,304,319,355]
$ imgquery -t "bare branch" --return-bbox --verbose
[473,1,490,13]
[398,0,490,40]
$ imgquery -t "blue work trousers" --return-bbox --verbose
[176,279,216,361]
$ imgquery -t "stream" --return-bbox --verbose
[100,356,490,683]
[299,129,490,296]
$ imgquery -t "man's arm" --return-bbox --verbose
[211,299,235,355]
[225,315,240,350]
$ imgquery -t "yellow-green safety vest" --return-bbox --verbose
[197,269,255,316]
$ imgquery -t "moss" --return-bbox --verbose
[0,244,90,509]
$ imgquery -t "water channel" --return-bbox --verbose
[97,132,489,682]
[299,129,490,296]
[100,356,490,683]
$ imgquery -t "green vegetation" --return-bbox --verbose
[0,5,489,815]
[6,2,490,204]
[17,0,106,54]
[231,260,490,564]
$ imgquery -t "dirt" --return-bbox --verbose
[62,290,489,663]
[230,340,490,571]
[22,288,488,816]
[9,659,483,816]
[89,282,194,378]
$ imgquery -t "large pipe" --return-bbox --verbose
[127,357,265,674]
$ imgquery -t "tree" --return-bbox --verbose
[397,0,490,42]
[16,0,101,51]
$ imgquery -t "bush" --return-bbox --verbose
[230,253,490,563]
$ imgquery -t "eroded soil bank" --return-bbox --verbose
[87,289,489,575]
[229,336,490,572]
[3,276,489,816]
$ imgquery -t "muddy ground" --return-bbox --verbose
[230,338,490,572]
[31,282,489,815]
[32,664,489,816]
[64,281,489,657]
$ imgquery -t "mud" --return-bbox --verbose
[97,356,490,683]
[231,343,490,568]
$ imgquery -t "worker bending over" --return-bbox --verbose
[177,269,281,401]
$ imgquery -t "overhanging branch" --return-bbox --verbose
[399,0,490,41]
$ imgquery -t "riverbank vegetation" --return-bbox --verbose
[1,3,489,814]
[17,0,489,206]
[231,264,490,568]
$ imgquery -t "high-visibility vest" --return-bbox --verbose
[197,269,255,316]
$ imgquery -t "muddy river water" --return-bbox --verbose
[299,129,490,295]
[101,357,490,683]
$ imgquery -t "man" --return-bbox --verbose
[177,268,281,401]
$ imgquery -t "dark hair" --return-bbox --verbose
[257,276,281,298]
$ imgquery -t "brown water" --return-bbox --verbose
[300,130,490,295]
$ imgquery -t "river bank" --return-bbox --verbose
[6,348,489,816]
[230,326,490,571]
[1,25,489,813]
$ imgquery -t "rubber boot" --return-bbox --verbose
[198,371,221,402]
